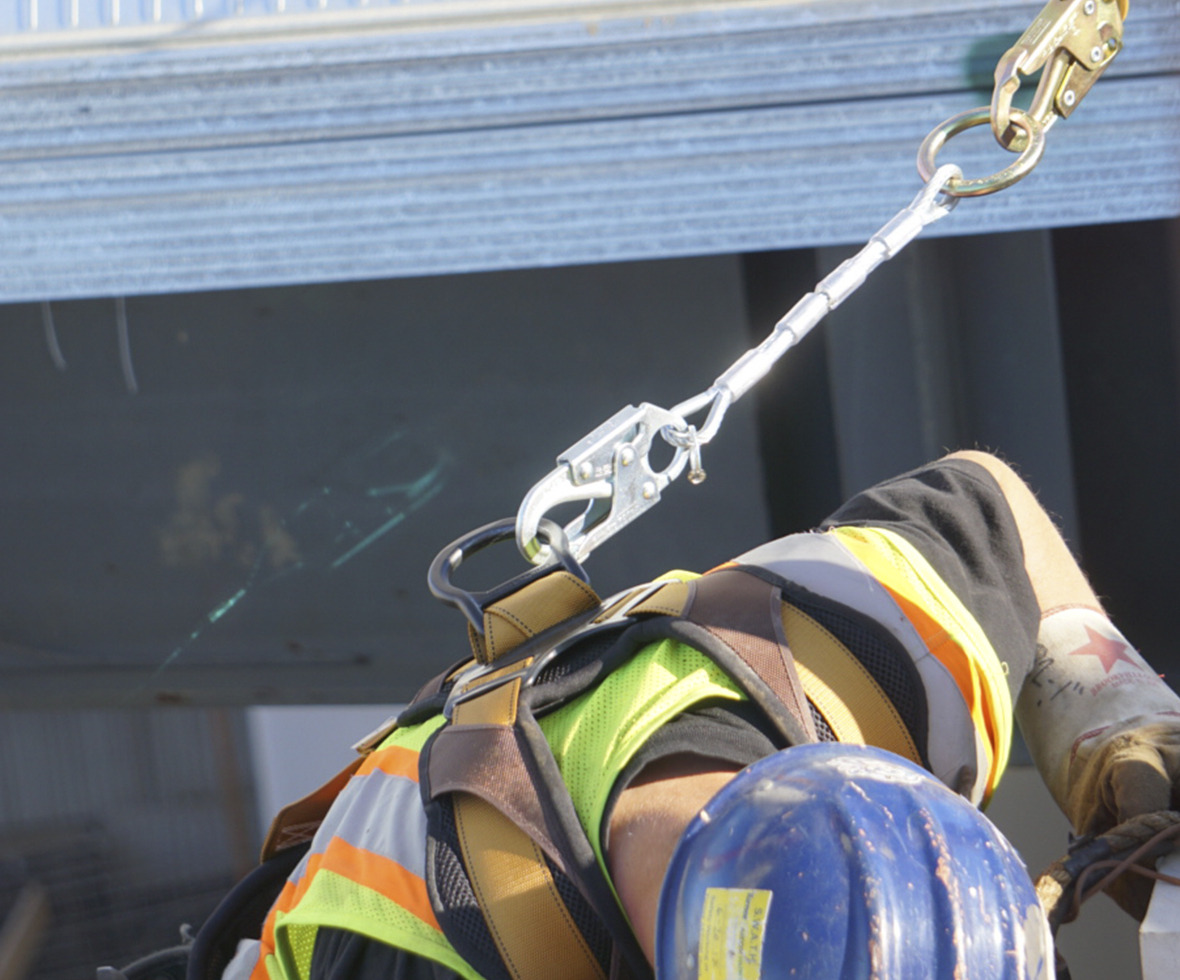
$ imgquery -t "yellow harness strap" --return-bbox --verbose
[629,578,920,764]
[449,569,607,980]
[469,569,600,664]
[782,605,921,764]
[451,684,607,980]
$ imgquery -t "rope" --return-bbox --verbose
[1034,811,1180,980]
[1035,810,1180,932]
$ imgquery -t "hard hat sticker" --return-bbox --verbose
[698,887,773,980]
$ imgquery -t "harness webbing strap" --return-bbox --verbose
[454,793,607,980]
[783,604,921,764]
[261,757,364,860]
[471,570,601,664]
[622,579,693,618]
[433,672,565,867]
[454,669,527,725]
[435,568,615,980]
[428,724,560,866]
[687,570,819,744]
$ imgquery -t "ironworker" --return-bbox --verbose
[189,449,1180,980]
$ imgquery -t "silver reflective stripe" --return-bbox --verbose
[224,761,431,980]
[305,765,428,878]
[737,531,985,801]
[220,938,263,980]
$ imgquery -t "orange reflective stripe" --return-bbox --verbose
[316,837,439,930]
[248,942,271,980]
[876,583,998,790]
[253,877,299,980]
[252,833,438,976]
[272,843,438,932]
[360,744,420,781]
[245,722,446,979]
[831,525,1012,800]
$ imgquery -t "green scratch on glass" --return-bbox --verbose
[208,588,248,624]
[330,466,446,570]
[146,443,450,687]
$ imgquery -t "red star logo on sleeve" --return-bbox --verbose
[1070,625,1138,674]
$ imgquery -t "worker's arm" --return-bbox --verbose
[606,756,740,965]
[953,450,1180,918]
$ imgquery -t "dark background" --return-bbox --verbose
[1,216,1176,707]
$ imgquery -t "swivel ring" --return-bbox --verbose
[917,106,1046,198]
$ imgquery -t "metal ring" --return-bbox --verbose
[428,517,588,633]
[916,106,1046,198]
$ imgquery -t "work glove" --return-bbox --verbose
[1063,716,1180,919]
[1017,609,1180,921]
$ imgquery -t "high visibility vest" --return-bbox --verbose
[221,716,481,980]
[224,636,775,980]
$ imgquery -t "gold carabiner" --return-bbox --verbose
[991,0,1127,150]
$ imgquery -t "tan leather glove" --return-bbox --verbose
[1062,719,1180,919]
[1066,720,1180,836]
[1017,609,1180,920]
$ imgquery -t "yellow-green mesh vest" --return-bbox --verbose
[261,638,738,979]
[260,716,482,980]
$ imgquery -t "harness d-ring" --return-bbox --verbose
[428,517,589,634]
[917,106,1046,197]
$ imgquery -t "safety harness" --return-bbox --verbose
[256,540,822,980]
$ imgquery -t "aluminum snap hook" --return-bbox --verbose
[515,403,690,565]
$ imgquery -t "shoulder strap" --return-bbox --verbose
[625,567,818,745]
[467,568,600,665]
[424,567,639,980]
[684,568,819,743]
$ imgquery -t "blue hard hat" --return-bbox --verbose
[655,743,1054,980]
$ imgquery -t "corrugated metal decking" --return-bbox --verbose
[0,0,1178,301]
